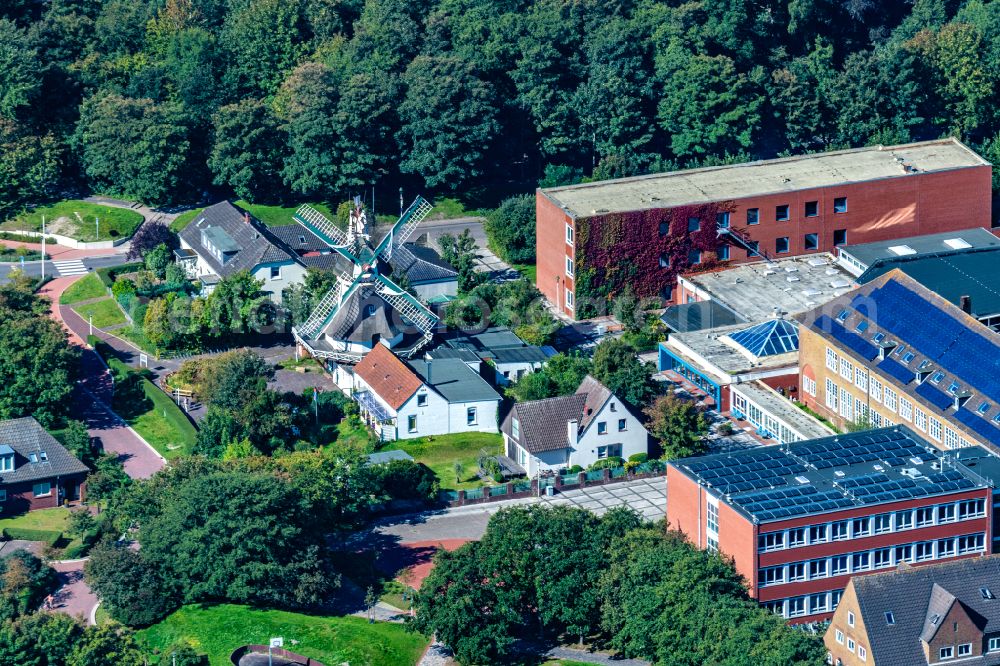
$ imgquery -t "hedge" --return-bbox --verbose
[96,262,143,288]
[2,527,62,546]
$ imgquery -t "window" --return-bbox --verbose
[760,566,784,586]
[0,454,11,472]
[805,201,818,217]
[32,482,51,497]
[940,646,954,660]
[566,224,574,244]
[804,233,819,250]
[565,257,574,277]
[776,237,790,254]
[847,638,856,652]
[809,524,828,543]
[958,644,972,657]
[659,254,670,268]
[959,498,985,519]
[932,371,945,384]
[959,534,985,554]
[717,245,730,260]
[916,507,935,527]
[855,367,868,391]
[832,590,843,609]
[759,532,784,551]
[832,521,849,541]
[874,514,892,534]
[707,536,719,553]
[417,393,428,407]
[852,552,870,571]
[988,636,1000,652]
[834,197,847,213]
[597,444,621,459]
[848,611,855,627]
[365,303,377,318]
[869,378,882,403]
[835,629,844,644]
[915,541,934,561]
[688,249,702,265]
[809,559,828,579]
[840,358,853,380]
[938,504,956,523]
[746,241,760,257]
[834,229,847,246]
[899,397,913,422]
[0,489,5,502]
[804,376,817,397]
[856,320,869,334]
[298,235,306,244]
[978,401,991,415]
[269,266,281,280]
[716,212,730,228]
[511,417,519,440]
[915,408,928,432]
[826,378,839,410]
[896,510,913,530]
[831,555,849,575]
[896,544,913,562]
[597,421,607,435]
[826,347,838,371]
[466,407,477,425]
[707,503,719,533]
[407,415,417,433]
[658,221,669,236]
[948,381,960,395]
[874,548,892,568]
[929,418,943,442]
[853,517,870,537]
[747,208,759,225]
[618,418,627,432]
[810,593,829,614]
[788,528,806,547]
[686,217,700,232]
[883,387,897,412]
[858,645,867,661]
[788,562,806,581]
[775,204,789,221]
[566,289,574,309]
[872,331,884,343]
[885,612,896,625]
[937,538,956,558]
[610,402,616,412]
[787,596,806,617]
[902,352,914,364]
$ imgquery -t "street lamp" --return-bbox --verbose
[95,217,99,242]
[40,216,45,281]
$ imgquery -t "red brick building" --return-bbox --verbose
[0,417,89,514]
[666,426,992,623]
[537,138,991,319]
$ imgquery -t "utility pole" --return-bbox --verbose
[96,216,99,241]
[40,216,45,280]
[399,187,404,217]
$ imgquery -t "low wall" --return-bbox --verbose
[229,645,327,666]
[3,228,130,250]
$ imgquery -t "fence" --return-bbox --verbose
[441,460,667,508]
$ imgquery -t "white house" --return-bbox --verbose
[176,201,306,304]
[352,344,501,441]
[500,376,649,477]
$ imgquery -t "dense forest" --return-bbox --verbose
[2,0,1000,215]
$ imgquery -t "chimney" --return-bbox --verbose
[960,295,972,314]
[567,419,578,448]
[425,360,432,385]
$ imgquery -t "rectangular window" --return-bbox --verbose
[809,524,828,544]
[848,638,856,652]
[32,482,51,497]
[618,418,627,432]
[511,417,519,440]
[826,347,838,371]
[831,521,849,541]
[825,378,839,410]
[940,646,954,660]
[747,208,759,225]
[840,386,853,420]
[597,444,622,459]
[916,507,935,527]
[407,415,417,433]
[840,358,853,380]
[804,201,818,217]
[566,224,574,244]
[775,237,790,254]
[597,421,607,435]
[717,245,730,261]
[853,517,870,537]
[835,629,844,644]
[989,637,1000,652]
[869,378,883,403]
[466,407,477,425]
[687,217,700,232]
[810,593,828,614]
[834,229,848,246]
[831,555,849,575]
[565,289,574,309]
[787,562,806,581]
[688,250,702,265]
[658,221,669,236]
[565,257,574,277]
[958,644,972,657]
[929,418,943,442]
[858,645,867,661]
[938,504,956,523]
[707,536,719,553]
[809,559,828,579]
[895,544,913,563]
[760,565,784,586]
[915,408,928,432]
[937,538,956,558]
[896,510,913,530]
[716,212,730,228]
[899,397,913,422]
[787,596,806,618]
[417,393,428,407]
[804,233,819,250]
[269,266,281,280]
[788,528,806,547]
[848,611,856,627]
[834,197,848,213]
[775,204,789,221]
[873,548,892,568]
[746,241,760,257]
[959,534,985,554]
[855,367,868,391]
[915,541,934,561]
[852,552,870,571]
[803,376,817,397]
[874,514,892,534]
[707,503,719,533]
[758,532,785,552]
[958,499,985,519]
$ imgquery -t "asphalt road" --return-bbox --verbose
[0,254,127,281]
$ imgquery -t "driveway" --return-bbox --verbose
[49,560,98,623]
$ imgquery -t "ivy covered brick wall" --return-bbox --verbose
[574,202,733,318]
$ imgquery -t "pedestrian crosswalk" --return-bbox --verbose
[53,260,88,276]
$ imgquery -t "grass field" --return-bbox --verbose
[137,604,429,666]
[0,507,70,532]
[2,200,143,242]
[426,197,487,220]
[171,201,338,232]
[390,432,503,490]
[512,262,537,284]
[59,273,106,304]
[73,298,127,328]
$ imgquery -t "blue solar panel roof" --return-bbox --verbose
[878,357,915,385]
[815,314,880,360]
[728,319,799,357]
[954,408,1000,445]
[915,378,956,410]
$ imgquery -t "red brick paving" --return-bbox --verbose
[0,238,119,260]
[49,560,97,623]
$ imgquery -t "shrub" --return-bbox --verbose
[718,422,735,436]
[587,456,624,471]
[2,528,62,546]
[96,262,144,288]
[566,465,583,474]
[369,460,439,502]
[627,452,649,463]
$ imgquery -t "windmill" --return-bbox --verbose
[292,196,439,363]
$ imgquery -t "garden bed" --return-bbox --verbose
[2,200,143,242]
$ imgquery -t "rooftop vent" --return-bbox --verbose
[944,238,972,250]
[834,470,846,478]
[794,476,810,484]
[888,245,917,256]
[909,457,925,466]
[901,467,923,479]
[807,258,829,267]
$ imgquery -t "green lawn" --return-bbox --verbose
[172,200,338,232]
[390,432,503,490]
[512,262,537,284]
[137,604,429,666]
[0,507,70,532]
[426,197,488,220]
[59,273,107,304]
[73,298,127,328]
[2,200,143,242]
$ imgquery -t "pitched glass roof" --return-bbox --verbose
[728,319,799,357]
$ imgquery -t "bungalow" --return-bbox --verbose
[500,376,649,476]
[352,344,501,440]
[0,417,89,514]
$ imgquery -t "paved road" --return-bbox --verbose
[417,216,486,246]
[0,253,127,283]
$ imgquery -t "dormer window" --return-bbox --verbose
[38,451,47,461]
[0,450,13,472]
[28,452,37,463]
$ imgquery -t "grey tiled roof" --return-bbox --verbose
[852,556,1000,666]
[389,244,457,284]
[179,201,298,277]
[268,223,329,253]
[577,375,612,430]
[406,358,501,404]
[502,394,587,454]
[0,417,89,485]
